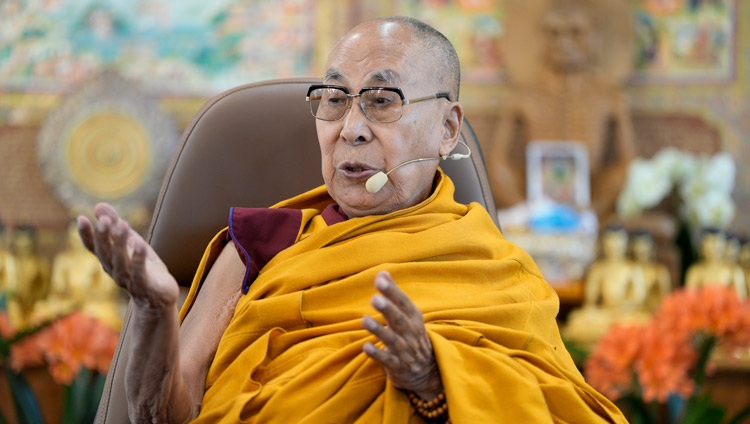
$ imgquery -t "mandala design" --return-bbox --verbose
[37,70,179,226]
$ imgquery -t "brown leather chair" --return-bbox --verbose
[95,77,498,423]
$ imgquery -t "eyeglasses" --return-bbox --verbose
[306,85,450,123]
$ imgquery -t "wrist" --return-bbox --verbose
[414,363,443,401]
[131,299,178,326]
[414,387,443,402]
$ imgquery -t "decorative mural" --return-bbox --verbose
[0,0,738,92]
[395,0,506,83]
[0,0,317,96]
[36,71,179,228]
[0,0,749,233]
[632,0,736,82]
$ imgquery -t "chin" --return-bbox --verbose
[336,192,397,218]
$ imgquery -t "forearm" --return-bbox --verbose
[126,302,194,424]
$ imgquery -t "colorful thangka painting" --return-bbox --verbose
[396,0,506,83]
[632,0,736,82]
[0,0,317,95]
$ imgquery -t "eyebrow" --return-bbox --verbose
[370,69,400,86]
[323,69,344,82]
[322,69,401,87]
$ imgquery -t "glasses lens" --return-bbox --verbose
[361,89,402,122]
[309,87,348,121]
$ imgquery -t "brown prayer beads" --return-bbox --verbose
[407,390,450,423]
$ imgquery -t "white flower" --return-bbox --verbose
[679,152,735,202]
[680,190,736,230]
[616,149,736,231]
[702,152,735,193]
[617,158,673,217]
[652,147,693,184]
[616,188,644,218]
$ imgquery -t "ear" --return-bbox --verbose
[438,101,464,157]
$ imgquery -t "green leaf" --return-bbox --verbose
[561,337,590,370]
[681,394,726,424]
[3,364,44,424]
[63,368,103,424]
[619,394,656,424]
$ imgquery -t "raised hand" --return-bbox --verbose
[362,271,443,399]
[77,203,178,310]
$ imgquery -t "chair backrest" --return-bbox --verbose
[95,78,497,423]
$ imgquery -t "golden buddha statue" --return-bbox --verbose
[630,230,671,312]
[563,226,649,345]
[685,229,746,299]
[34,221,124,328]
[487,0,635,221]
[724,232,741,265]
[0,223,14,297]
[6,227,50,329]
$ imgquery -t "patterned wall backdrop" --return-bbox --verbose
[631,0,736,82]
[0,0,738,94]
[0,0,317,96]
[0,0,749,233]
[394,0,506,83]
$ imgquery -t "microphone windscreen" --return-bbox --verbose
[365,172,389,193]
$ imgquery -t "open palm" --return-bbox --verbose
[77,203,178,310]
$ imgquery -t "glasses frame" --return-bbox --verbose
[306,84,451,123]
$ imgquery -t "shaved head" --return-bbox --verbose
[333,16,461,101]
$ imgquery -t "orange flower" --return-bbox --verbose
[9,335,45,372]
[723,301,750,353]
[6,311,120,385]
[584,286,750,405]
[654,286,747,338]
[584,324,643,400]
[0,311,16,339]
[47,355,80,386]
[635,321,695,402]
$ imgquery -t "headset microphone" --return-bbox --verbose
[365,140,472,193]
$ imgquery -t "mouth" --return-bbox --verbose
[337,161,379,179]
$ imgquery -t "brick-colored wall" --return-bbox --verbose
[0,126,69,229]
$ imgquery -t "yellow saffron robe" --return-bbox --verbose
[180,172,626,423]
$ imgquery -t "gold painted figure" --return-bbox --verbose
[6,227,49,329]
[630,230,671,312]
[34,221,123,328]
[563,226,649,345]
[685,229,746,299]
[0,223,14,296]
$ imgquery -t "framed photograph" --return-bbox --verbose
[526,141,590,208]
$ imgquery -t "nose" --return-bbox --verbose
[339,96,372,145]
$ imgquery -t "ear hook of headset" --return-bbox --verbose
[441,140,472,161]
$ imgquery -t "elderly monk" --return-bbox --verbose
[77,16,626,423]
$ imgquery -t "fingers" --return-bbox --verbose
[129,240,150,299]
[110,218,135,291]
[362,271,435,385]
[362,340,403,371]
[370,272,426,351]
[76,215,96,253]
[79,203,135,287]
[374,271,421,319]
